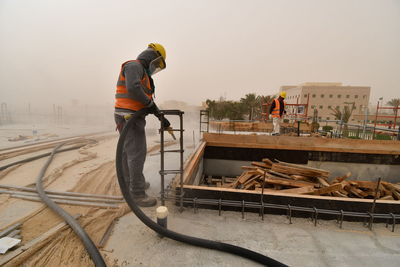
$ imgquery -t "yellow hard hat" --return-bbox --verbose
[280,91,287,98]
[148,43,166,60]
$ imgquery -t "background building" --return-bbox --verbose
[280,82,371,122]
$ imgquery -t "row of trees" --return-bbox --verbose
[328,98,400,124]
[206,94,274,120]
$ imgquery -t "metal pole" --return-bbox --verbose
[373,101,379,139]
[160,114,165,206]
[369,177,382,230]
[362,106,367,139]
[297,120,300,136]
[179,113,184,212]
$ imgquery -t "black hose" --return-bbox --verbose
[36,141,106,267]
[116,109,288,267]
[0,142,91,171]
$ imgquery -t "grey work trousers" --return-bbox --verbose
[115,113,147,196]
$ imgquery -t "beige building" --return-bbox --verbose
[280,82,371,122]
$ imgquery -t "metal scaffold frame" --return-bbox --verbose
[159,110,185,210]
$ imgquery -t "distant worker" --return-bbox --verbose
[114,43,170,207]
[269,91,286,135]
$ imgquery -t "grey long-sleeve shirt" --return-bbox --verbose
[124,61,153,106]
[115,61,153,113]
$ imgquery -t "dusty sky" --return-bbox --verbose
[0,0,399,108]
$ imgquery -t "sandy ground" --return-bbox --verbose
[0,126,399,266]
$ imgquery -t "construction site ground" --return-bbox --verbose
[0,131,399,266]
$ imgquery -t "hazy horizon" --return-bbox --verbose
[1,0,399,108]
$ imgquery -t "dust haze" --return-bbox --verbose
[0,0,399,132]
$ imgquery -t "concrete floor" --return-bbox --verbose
[104,133,400,267]
[105,204,400,267]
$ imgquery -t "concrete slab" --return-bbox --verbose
[105,205,400,267]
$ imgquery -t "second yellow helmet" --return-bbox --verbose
[280,91,287,98]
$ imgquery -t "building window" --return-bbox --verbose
[355,95,358,99]
[321,94,324,98]
[338,94,341,98]
[363,95,367,99]
[346,95,350,98]
[312,94,316,98]
[311,105,316,109]
[319,105,323,109]
[326,117,330,120]
[328,105,332,109]
[329,94,333,98]
[336,106,340,109]
[304,94,308,98]
[318,117,322,120]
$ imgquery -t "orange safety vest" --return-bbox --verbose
[271,98,281,118]
[115,60,153,111]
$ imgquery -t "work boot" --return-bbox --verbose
[132,193,157,207]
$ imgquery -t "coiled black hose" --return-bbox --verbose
[36,141,106,267]
[116,109,288,267]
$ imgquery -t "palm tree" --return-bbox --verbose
[329,103,356,137]
[387,98,400,109]
[387,98,400,128]
[240,93,258,121]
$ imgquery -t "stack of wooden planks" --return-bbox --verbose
[205,158,400,200]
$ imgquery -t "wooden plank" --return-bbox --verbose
[332,191,348,198]
[182,184,400,204]
[291,175,314,182]
[10,195,120,209]
[332,172,351,184]
[0,184,123,200]
[203,132,400,155]
[352,181,377,190]
[266,170,294,180]
[262,158,274,166]
[344,185,368,198]
[244,181,258,190]
[275,160,330,177]
[251,162,270,169]
[182,141,206,184]
[313,183,342,196]
[380,195,394,200]
[0,190,124,203]
[316,177,330,187]
[0,223,22,238]
[241,166,257,170]
[264,176,316,188]
[280,186,315,194]
[271,163,329,178]
[0,215,80,266]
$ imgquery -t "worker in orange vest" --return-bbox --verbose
[114,43,169,207]
[269,91,286,135]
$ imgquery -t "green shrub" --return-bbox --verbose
[348,136,361,139]
[374,134,392,140]
[283,119,289,123]
[322,126,333,132]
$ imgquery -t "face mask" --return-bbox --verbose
[148,55,166,75]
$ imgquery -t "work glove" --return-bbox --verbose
[161,117,171,129]
[147,100,171,129]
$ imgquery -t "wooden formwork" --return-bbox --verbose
[175,133,400,218]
